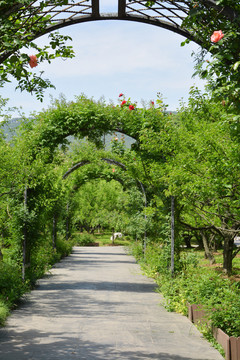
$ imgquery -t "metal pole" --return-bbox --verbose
[139,181,147,255]
[118,0,126,17]
[171,196,175,277]
[22,186,28,281]
[66,202,69,241]
[52,213,57,250]
[92,0,100,17]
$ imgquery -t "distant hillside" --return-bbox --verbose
[1,118,136,149]
[0,118,22,141]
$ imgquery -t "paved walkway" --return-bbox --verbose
[0,247,224,360]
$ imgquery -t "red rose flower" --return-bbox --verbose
[210,30,224,43]
[129,105,134,111]
[121,100,127,106]
[119,93,123,97]
[29,55,38,68]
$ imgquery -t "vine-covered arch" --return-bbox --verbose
[1,0,240,64]
[62,157,146,204]
[62,156,148,245]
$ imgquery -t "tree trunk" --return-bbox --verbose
[183,234,192,248]
[112,229,115,245]
[201,231,216,265]
[223,235,234,275]
[196,232,204,249]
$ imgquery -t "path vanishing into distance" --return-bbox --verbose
[0,246,224,360]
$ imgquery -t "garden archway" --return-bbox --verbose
[61,156,147,246]
[1,0,239,64]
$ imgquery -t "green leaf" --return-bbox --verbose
[233,61,240,71]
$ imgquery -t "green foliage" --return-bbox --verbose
[182,1,240,111]
[130,241,240,337]
[0,262,29,305]
[73,233,96,246]
[0,2,75,100]
[0,300,9,326]
[0,87,239,333]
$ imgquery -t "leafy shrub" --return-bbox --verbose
[0,262,29,305]
[129,241,144,262]
[130,241,240,337]
[28,237,73,283]
[56,237,73,258]
[73,233,96,246]
[207,282,240,337]
[0,300,9,326]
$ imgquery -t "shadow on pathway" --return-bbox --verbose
[0,246,224,360]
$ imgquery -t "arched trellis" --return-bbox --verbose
[62,157,175,270]
[1,0,239,64]
[62,157,148,250]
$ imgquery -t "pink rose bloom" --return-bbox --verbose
[29,55,38,68]
[121,100,127,106]
[112,168,115,173]
[129,105,134,111]
[210,30,224,43]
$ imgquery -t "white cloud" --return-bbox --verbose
[36,21,200,77]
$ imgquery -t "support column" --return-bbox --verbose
[66,202,70,241]
[22,186,28,281]
[118,0,126,17]
[92,0,100,17]
[171,196,175,277]
[52,213,57,250]
[139,181,147,255]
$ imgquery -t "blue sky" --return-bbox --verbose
[1,3,207,118]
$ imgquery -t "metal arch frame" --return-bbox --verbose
[35,0,198,44]
[2,0,239,53]
[1,0,239,65]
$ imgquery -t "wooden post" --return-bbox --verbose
[171,196,175,277]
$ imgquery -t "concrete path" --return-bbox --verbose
[0,246,224,360]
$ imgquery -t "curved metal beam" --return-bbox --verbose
[62,160,90,179]
[36,14,198,45]
[1,0,239,65]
